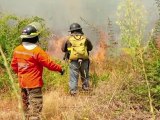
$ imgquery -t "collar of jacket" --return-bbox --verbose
[22,42,37,50]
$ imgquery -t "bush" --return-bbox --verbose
[0,13,50,89]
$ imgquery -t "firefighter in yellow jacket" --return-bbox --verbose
[61,23,93,95]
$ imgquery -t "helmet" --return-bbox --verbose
[20,22,42,39]
[69,23,82,32]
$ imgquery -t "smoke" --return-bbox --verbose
[0,0,155,35]
[0,0,157,58]
[0,0,117,34]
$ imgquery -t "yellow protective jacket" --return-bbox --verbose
[61,34,93,60]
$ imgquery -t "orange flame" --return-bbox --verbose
[92,30,108,63]
[48,35,66,59]
[48,30,108,64]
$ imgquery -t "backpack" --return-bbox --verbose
[68,35,89,60]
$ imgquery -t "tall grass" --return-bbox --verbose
[1,0,160,119]
[116,0,157,119]
[0,45,25,120]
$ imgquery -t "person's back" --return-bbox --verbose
[62,27,92,61]
[61,23,93,95]
[12,43,62,88]
[11,22,64,120]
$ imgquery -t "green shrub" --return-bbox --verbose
[0,13,50,89]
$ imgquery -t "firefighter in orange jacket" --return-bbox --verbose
[11,22,64,120]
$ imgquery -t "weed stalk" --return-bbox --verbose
[139,49,155,120]
[0,45,25,120]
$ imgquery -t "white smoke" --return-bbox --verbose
[0,0,157,36]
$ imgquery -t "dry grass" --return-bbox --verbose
[0,60,149,120]
[0,45,153,120]
[0,31,156,120]
[0,98,21,120]
[0,72,153,120]
[0,62,154,119]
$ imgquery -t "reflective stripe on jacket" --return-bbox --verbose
[11,45,62,88]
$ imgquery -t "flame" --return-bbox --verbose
[92,30,108,63]
[48,35,66,59]
[47,29,108,64]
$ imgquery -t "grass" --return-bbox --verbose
[0,45,25,120]
[0,32,159,120]
[0,55,156,120]
[0,82,153,120]
[0,4,159,118]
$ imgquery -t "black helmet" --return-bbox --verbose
[20,22,42,39]
[69,23,82,32]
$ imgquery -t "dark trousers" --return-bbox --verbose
[69,59,90,92]
[21,87,43,120]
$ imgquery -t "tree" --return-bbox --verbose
[116,0,147,56]
[0,14,50,68]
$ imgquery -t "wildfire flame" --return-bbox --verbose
[91,30,108,63]
[47,29,108,64]
[48,35,66,59]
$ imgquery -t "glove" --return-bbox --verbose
[60,69,65,75]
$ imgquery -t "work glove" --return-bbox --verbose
[60,69,65,75]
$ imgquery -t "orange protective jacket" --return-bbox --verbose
[11,45,62,88]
